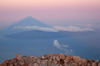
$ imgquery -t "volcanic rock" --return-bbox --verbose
[0,54,100,66]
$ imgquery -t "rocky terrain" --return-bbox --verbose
[0,54,100,66]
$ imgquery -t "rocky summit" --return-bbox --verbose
[0,54,100,66]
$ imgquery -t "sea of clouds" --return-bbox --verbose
[14,25,94,32]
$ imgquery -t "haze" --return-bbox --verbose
[0,0,100,28]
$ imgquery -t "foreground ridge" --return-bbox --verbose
[0,54,100,66]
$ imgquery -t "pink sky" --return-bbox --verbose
[0,0,100,28]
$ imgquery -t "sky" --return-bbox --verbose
[0,0,100,28]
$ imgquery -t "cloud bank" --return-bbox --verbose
[14,25,94,32]
[14,26,58,32]
[54,26,94,32]
[53,40,73,55]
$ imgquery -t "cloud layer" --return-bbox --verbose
[54,26,94,32]
[14,25,94,32]
[14,26,57,32]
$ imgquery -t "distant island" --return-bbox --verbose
[0,54,100,66]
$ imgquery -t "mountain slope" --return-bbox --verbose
[11,16,49,27]
[5,30,64,39]
[0,16,49,35]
